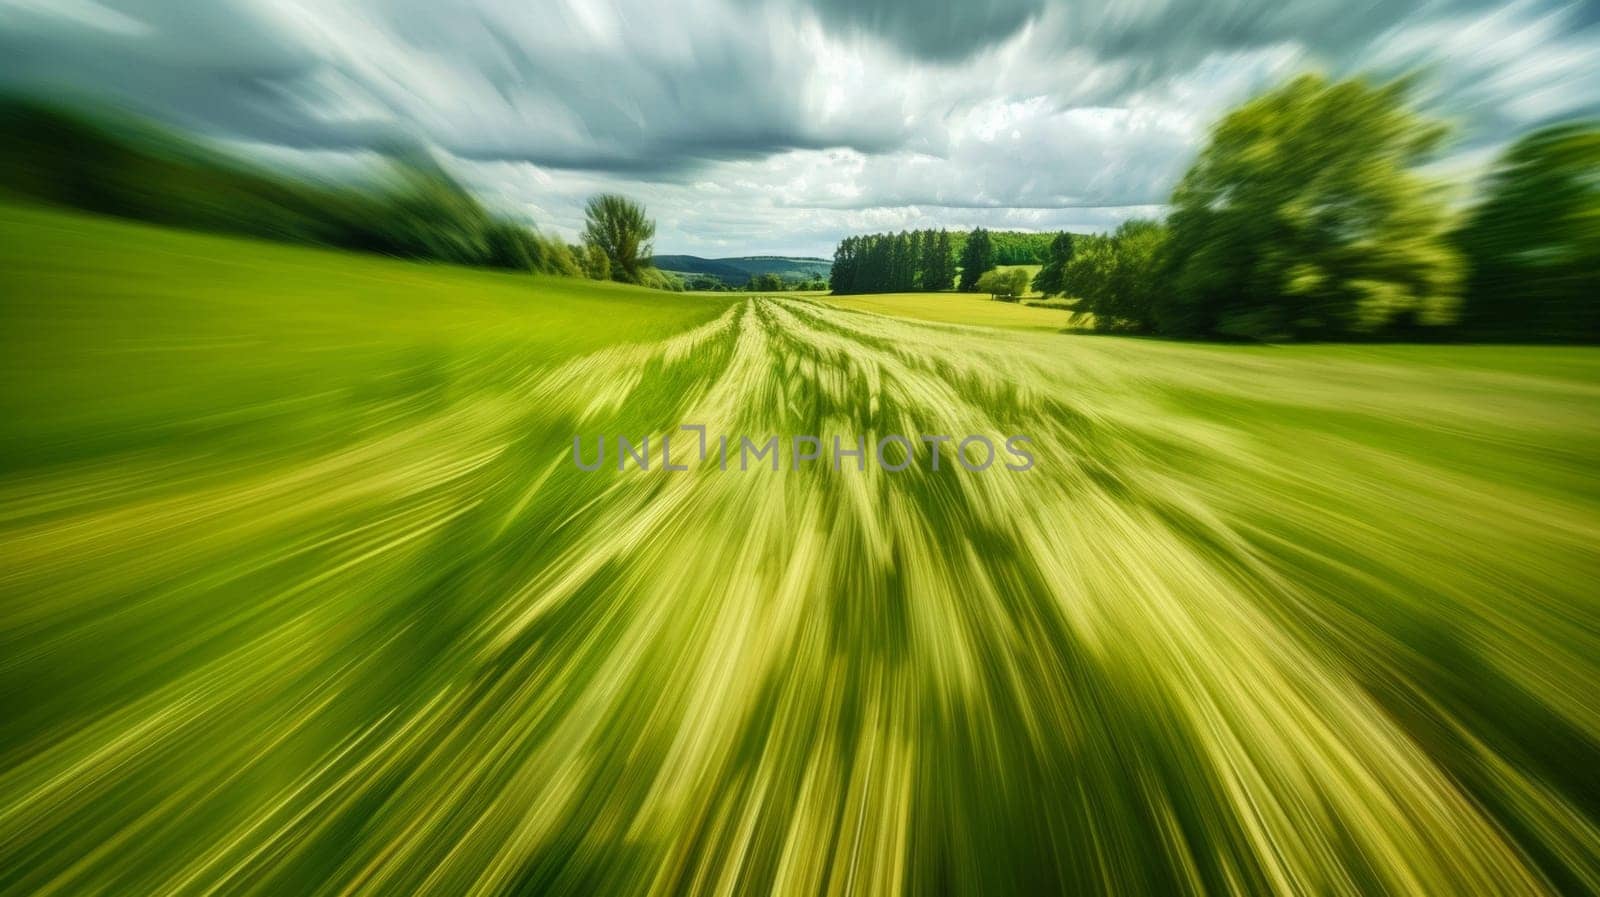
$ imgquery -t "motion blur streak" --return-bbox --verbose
[2,209,1600,895]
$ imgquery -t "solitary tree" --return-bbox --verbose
[1159,74,1461,339]
[958,227,995,292]
[582,193,655,284]
[977,267,1030,301]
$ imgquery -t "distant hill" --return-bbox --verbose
[653,254,831,285]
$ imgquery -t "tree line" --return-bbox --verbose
[829,227,1061,295]
[0,97,685,291]
[828,230,958,294]
[831,75,1598,343]
[682,273,829,292]
[953,230,1054,267]
[1040,76,1596,342]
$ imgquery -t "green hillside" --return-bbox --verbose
[652,253,831,285]
[0,204,728,466]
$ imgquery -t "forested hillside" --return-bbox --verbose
[652,254,832,286]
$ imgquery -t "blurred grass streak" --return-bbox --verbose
[826,290,1078,332]
[2,204,1600,895]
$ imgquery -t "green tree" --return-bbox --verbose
[830,235,860,294]
[484,223,539,271]
[987,231,1053,265]
[976,267,1030,301]
[889,232,913,291]
[866,235,892,292]
[1159,74,1461,340]
[957,227,995,292]
[1031,232,1075,296]
[575,241,611,280]
[1060,235,1112,311]
[908,231,925,290]
[532,236,582,277]
[747,272,784,292]
[917,230,941,290]
[1072,221,1166,332]
[1456,121,1600,342]
[582,193,656,284]
[934,230,955,291]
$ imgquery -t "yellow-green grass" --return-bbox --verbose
[825,289,1077,331]
[3,204,1600,896]
[1,205,732,465]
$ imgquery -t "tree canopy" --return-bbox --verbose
[1055,221,1167,331]
[829,229,955,294]
[829,228,1049,295]
[976,268,1030,301]
[747,272,784,292]
[1456,121,1600,342]
[1158,74,1462,340]
[582,193,657,285]
[957,227,996,292]
[1031,233,1075,298]
[952,230,1053,266]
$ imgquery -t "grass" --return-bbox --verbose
[0,205,732,468]
[3,204,1599,896]
[825,289,1077,331]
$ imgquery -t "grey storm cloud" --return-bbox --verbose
[1,0,1597,254]
[796,0,1045,61]
[0,0,1560,170]
[771,0,1499,67]
[0,0,913,171]
[783,0,1505,67]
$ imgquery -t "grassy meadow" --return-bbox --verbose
[3,204,1600,895]
[826,289,1075,331]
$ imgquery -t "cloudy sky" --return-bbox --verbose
[3,0,1598,256]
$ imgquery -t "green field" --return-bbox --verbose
[827,289,1074,331]
[3,204,1599,895]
